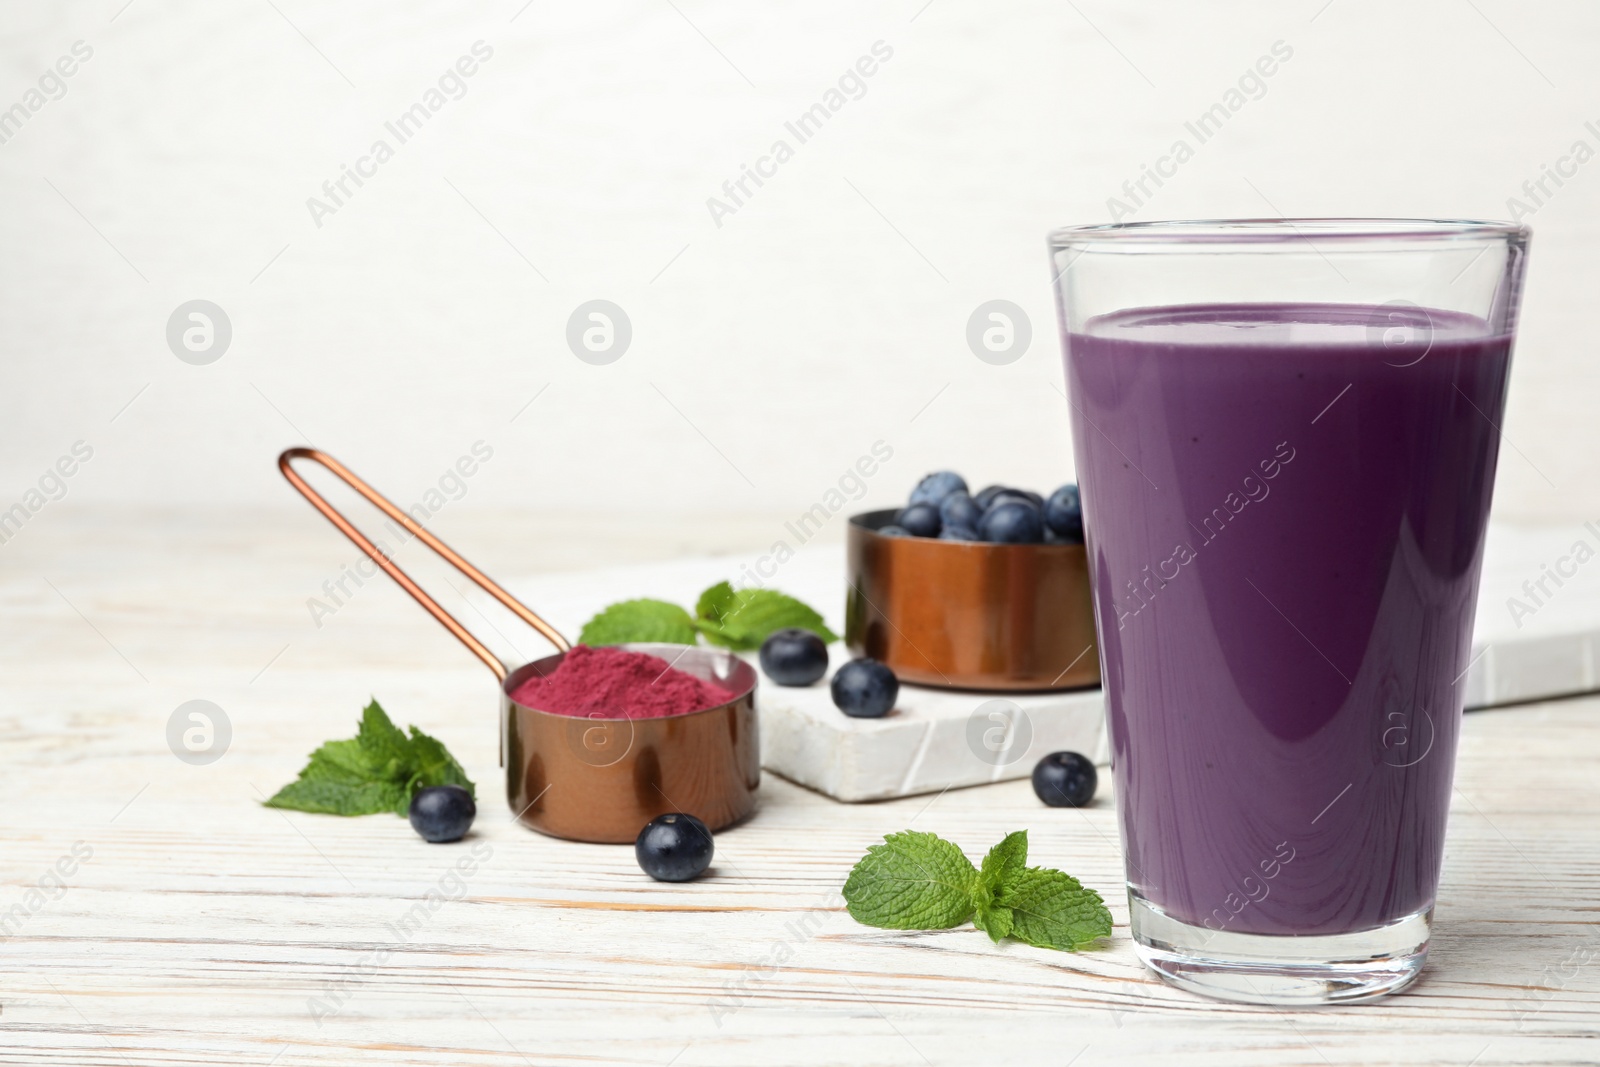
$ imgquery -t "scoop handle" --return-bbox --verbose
[277,447,571,682]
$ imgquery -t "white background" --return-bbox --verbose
[2,0,1596,537]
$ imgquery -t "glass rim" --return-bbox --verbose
[1048,218,1528,250]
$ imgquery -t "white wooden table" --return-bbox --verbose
[2,509,1598,1066]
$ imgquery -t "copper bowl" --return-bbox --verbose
[845,509,1100,691]
[502,645,759,843]
[279,449,760,846]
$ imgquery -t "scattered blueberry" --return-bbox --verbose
[1044,484,1084,540]
[878,524,911,537]
[408,784,476,843]
[973,484,1009,511]
[909,471,969,507]
[939,524,980,541]
[979,501,1044,543]
[831,658,899,718]
[635,812,714,882]
[896,503,942,538]
[938,492,983,530]
[1032,751,1097,808]
[759,628,829,686]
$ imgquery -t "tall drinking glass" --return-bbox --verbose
[1049,220,1530,1004]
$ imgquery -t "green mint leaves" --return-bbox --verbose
[577,580,837,651]
[842,829,1112,951]
[263,700,475,817]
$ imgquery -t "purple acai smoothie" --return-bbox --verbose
[1065,302,1512,935]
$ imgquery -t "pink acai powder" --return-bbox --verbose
[509,645,737,720]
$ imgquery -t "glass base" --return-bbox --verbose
[1129,891,1432,1005]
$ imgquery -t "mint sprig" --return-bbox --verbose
[264,700,474,817]
[577,581,837,650]
[842,829,1112,951]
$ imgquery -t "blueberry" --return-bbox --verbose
[635,812,714,882]
[909,471,968,507]
[989,489,1043,512]
[973,484,1009,510]
[979,501,1044,543]
[759,627,829,686]
[938,492,983,530]
[831,658,898,718]
[896,503,942,538]
[1032,751,1097,808]
[408,784,476,843]
[1044,484,1083,541]
[939,524,979,541]
[1047,483,1080,512]
[878,524,911,537]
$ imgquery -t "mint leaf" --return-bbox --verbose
[264,777,408,816]
[999,867,1113,951]
[264,699,476,818]
[357,699,411,778]
[695,581,738,626]
[972,898,1013,942]
[301,738,385,782]
[973,830,1029,942]
[694,586,838,650]
[402,726,475,815]
[842,830,977,930]
[980,830,1029,891]
[578,598,698,646]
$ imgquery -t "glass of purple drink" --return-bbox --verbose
[1049,219,1530,1004]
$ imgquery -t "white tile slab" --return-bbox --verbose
[1466,522,1600,707]
[752,665,1105,802]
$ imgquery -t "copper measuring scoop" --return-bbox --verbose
[278,448,759,844]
